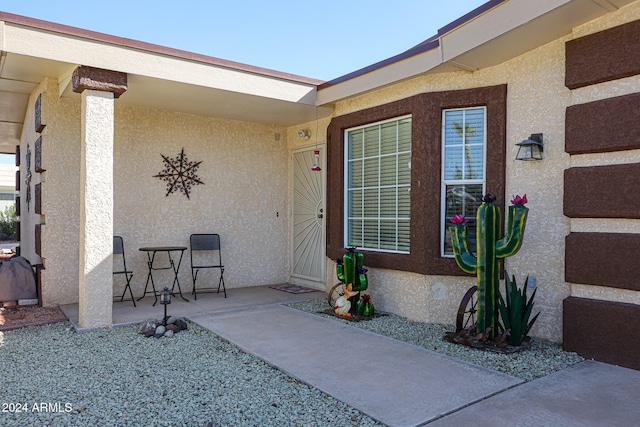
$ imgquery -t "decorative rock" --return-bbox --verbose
[144,330,155,338]
[138,319,158,335]
[164,330,174,338]
[174,319,188,331]
[166,316,177,325]
[153,333,164,339]
[165,323,181,333]
[155,325,166,336]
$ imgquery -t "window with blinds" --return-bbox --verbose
[441,107,486,256]
[345,116,411,253]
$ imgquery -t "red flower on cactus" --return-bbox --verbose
[511,194,528,205]
[450,214,468,224]
[361,294,371,303]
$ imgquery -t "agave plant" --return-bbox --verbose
[497,272,540,346]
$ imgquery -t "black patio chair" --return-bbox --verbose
[190,233,226,299]
[113,235,136,307]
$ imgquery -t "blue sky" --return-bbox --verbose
[1,1,488,81]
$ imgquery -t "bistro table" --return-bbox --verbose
[138,246,189,306]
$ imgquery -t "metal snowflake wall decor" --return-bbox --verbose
[153,148,204,199]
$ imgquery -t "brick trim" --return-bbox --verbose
[565,232,640,291]
[72,66,128,98]
[565,19,640,89]
[565,93,640,154]
[35,93,45,133]
[35,136,45,173]
[564,163,640,219]
[34,183,42,215]
[35,224,42,256]
[563,296,640,370]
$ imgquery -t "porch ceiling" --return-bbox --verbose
[0,13,330,155]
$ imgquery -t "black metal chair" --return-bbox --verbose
[113,236,136,307]
[190,234,226,299]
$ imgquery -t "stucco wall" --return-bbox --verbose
[18,80,53,278]
[112,106,290,299]
[564,5,640,306]
[322,3,640,342]
[39,78,81,305]
[37,80,291,305]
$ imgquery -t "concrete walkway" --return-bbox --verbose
[61,286,640,426]
[428,360,640,427]
[190,304,521,426]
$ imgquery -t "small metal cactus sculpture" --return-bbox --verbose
[449,194,529,340]
[334,247,369,315]
[356,294,375,316]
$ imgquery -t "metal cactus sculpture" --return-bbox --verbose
[334,247,369,314]
[356,294,375,316]
[449,194,529,340]
[336,247,369,292]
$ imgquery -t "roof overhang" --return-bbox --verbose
[0,12,329,154]
[2,0,637,155]
[317,0,638,105]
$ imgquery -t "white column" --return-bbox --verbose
[78,89,114,328]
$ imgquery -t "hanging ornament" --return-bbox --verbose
[311,106,322,172]
[312,149,321,171]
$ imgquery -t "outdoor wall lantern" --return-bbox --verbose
[297,129,310,139]
[160,287,172,325]
[516,133,544,161]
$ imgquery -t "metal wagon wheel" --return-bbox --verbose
[456,285,478,332]
[327,283,344,308]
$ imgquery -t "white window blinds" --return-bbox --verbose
[346,116,411,253]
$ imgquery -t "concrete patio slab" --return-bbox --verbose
[60,285,323,331]
[428,360,640,426]
[189,304,523,427]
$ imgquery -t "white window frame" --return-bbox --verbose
[344,115,412,254]
[440,107,487,257]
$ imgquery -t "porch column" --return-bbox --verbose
[73,66,127,328]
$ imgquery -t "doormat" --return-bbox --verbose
[269,284,321,294]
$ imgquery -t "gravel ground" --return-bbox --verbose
[0,300,584,427]
[0,321,382,427]
[288,299,584,381]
